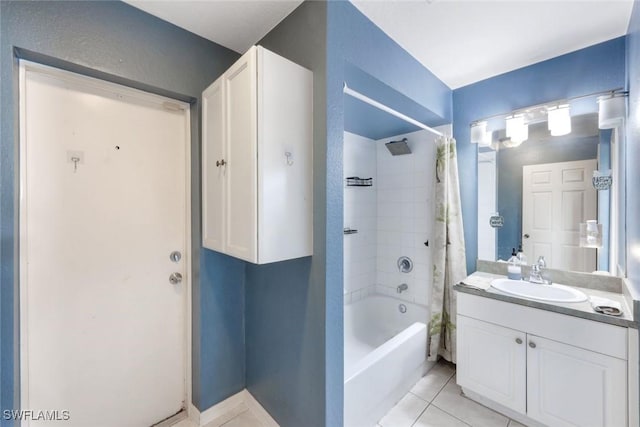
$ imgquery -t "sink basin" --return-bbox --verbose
[491,279,588,303]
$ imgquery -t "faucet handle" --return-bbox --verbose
[537,256,546,268]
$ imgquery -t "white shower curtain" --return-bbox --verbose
[427,136,467,363]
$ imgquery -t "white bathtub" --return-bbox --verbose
[344,293,433,427]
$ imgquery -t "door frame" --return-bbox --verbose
[18,60,193,421]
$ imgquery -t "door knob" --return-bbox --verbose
[523,234,530,239]
[169,272,183,285]
[529,341,536,348]
[170,251,182,263]
[216,159,226,167]
[515,338,523,344]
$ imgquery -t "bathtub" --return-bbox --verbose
[344,293,433,427]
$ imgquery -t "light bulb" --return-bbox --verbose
[548,105,571,136]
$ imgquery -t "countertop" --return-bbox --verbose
[454,272,637,329]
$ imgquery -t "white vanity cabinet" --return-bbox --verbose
[202,45,313,264]
[457,316,527,413]
[457,293,629,427]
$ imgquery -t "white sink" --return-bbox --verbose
[491,279,588,303]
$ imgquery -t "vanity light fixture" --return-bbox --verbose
[505,114,528,146]
[470,121,489,144]
[547,104,571,136]
[470,121,493,146]
[579,220,603,248]
[597,92,627,129]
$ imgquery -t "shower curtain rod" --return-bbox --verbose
[343,83,444,137]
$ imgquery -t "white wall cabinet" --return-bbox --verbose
[202,45,313,264]
[457,293,629,427]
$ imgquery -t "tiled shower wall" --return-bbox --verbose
[343,128,444,306]
[343,132,378,294]
[375,130,436,306]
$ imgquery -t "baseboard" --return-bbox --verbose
[242,390,279,427]
[188,389,279,427]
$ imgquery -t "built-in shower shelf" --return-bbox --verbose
[346,177,373,187]
[343,227,358,235]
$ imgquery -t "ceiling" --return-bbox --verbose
[352,0,634,89]
[124,0,634,89]
[124,0,303,54]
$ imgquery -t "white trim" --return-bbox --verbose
[342,83,444,137]
[18,60,192,424]
[187,390,279,427]
[189,391,245,427]
[242,390,279,427]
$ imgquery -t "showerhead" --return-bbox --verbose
[385,138,411,156]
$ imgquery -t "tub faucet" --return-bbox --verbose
[397,283,408,293]
[529,256,550,285]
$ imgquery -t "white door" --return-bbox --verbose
[527,334,627,427]
[457,316,527,414]
[20,63,189,426]
[522,160,597,271]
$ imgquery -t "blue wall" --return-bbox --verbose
[197,251,246,409]
[245,2,328,426]
[495,135,599,261]
[0,1,243,419]
[453,37,627,274]
[626,1,640,299]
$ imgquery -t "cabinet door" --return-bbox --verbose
[527,334,627,427]
[224,47,258,262]
[457,315,527,414]
[202,77,225,251]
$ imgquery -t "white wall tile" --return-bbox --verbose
[375,130,436,308]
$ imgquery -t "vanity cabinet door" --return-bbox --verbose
[457,315,527,414]
[527,334,627,427]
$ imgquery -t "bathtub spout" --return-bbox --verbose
[397,283,408,293]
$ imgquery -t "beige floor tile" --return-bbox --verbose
[432,376,509,427]
[378,393,429,427]
[171,418,197,427]
[410,361,456,402]
[221,409,264,427]
[414,405,470,427]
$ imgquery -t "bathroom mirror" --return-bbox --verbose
[476,112,625,276]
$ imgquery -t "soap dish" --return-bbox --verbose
[593,306,623,316]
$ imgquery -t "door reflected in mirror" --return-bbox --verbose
[477,112,624,276]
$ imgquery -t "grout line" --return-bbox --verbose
[217,408,250,427]
[429,403,472,427]
[409,402,430,427]
[408,391,428,402]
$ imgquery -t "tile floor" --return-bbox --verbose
[173,361,525,427]
[378,361,525,427]
[172,406,265,427]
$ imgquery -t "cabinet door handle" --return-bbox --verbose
[529,341,536,348]
[216,159,226,167]
[515,338,523,344]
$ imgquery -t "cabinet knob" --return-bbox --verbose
[216,159,226,167]
[529,341,536,348]
[515,338,523,344]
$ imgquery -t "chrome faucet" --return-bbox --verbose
[397,283,408,293]
[529,256,550,285]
